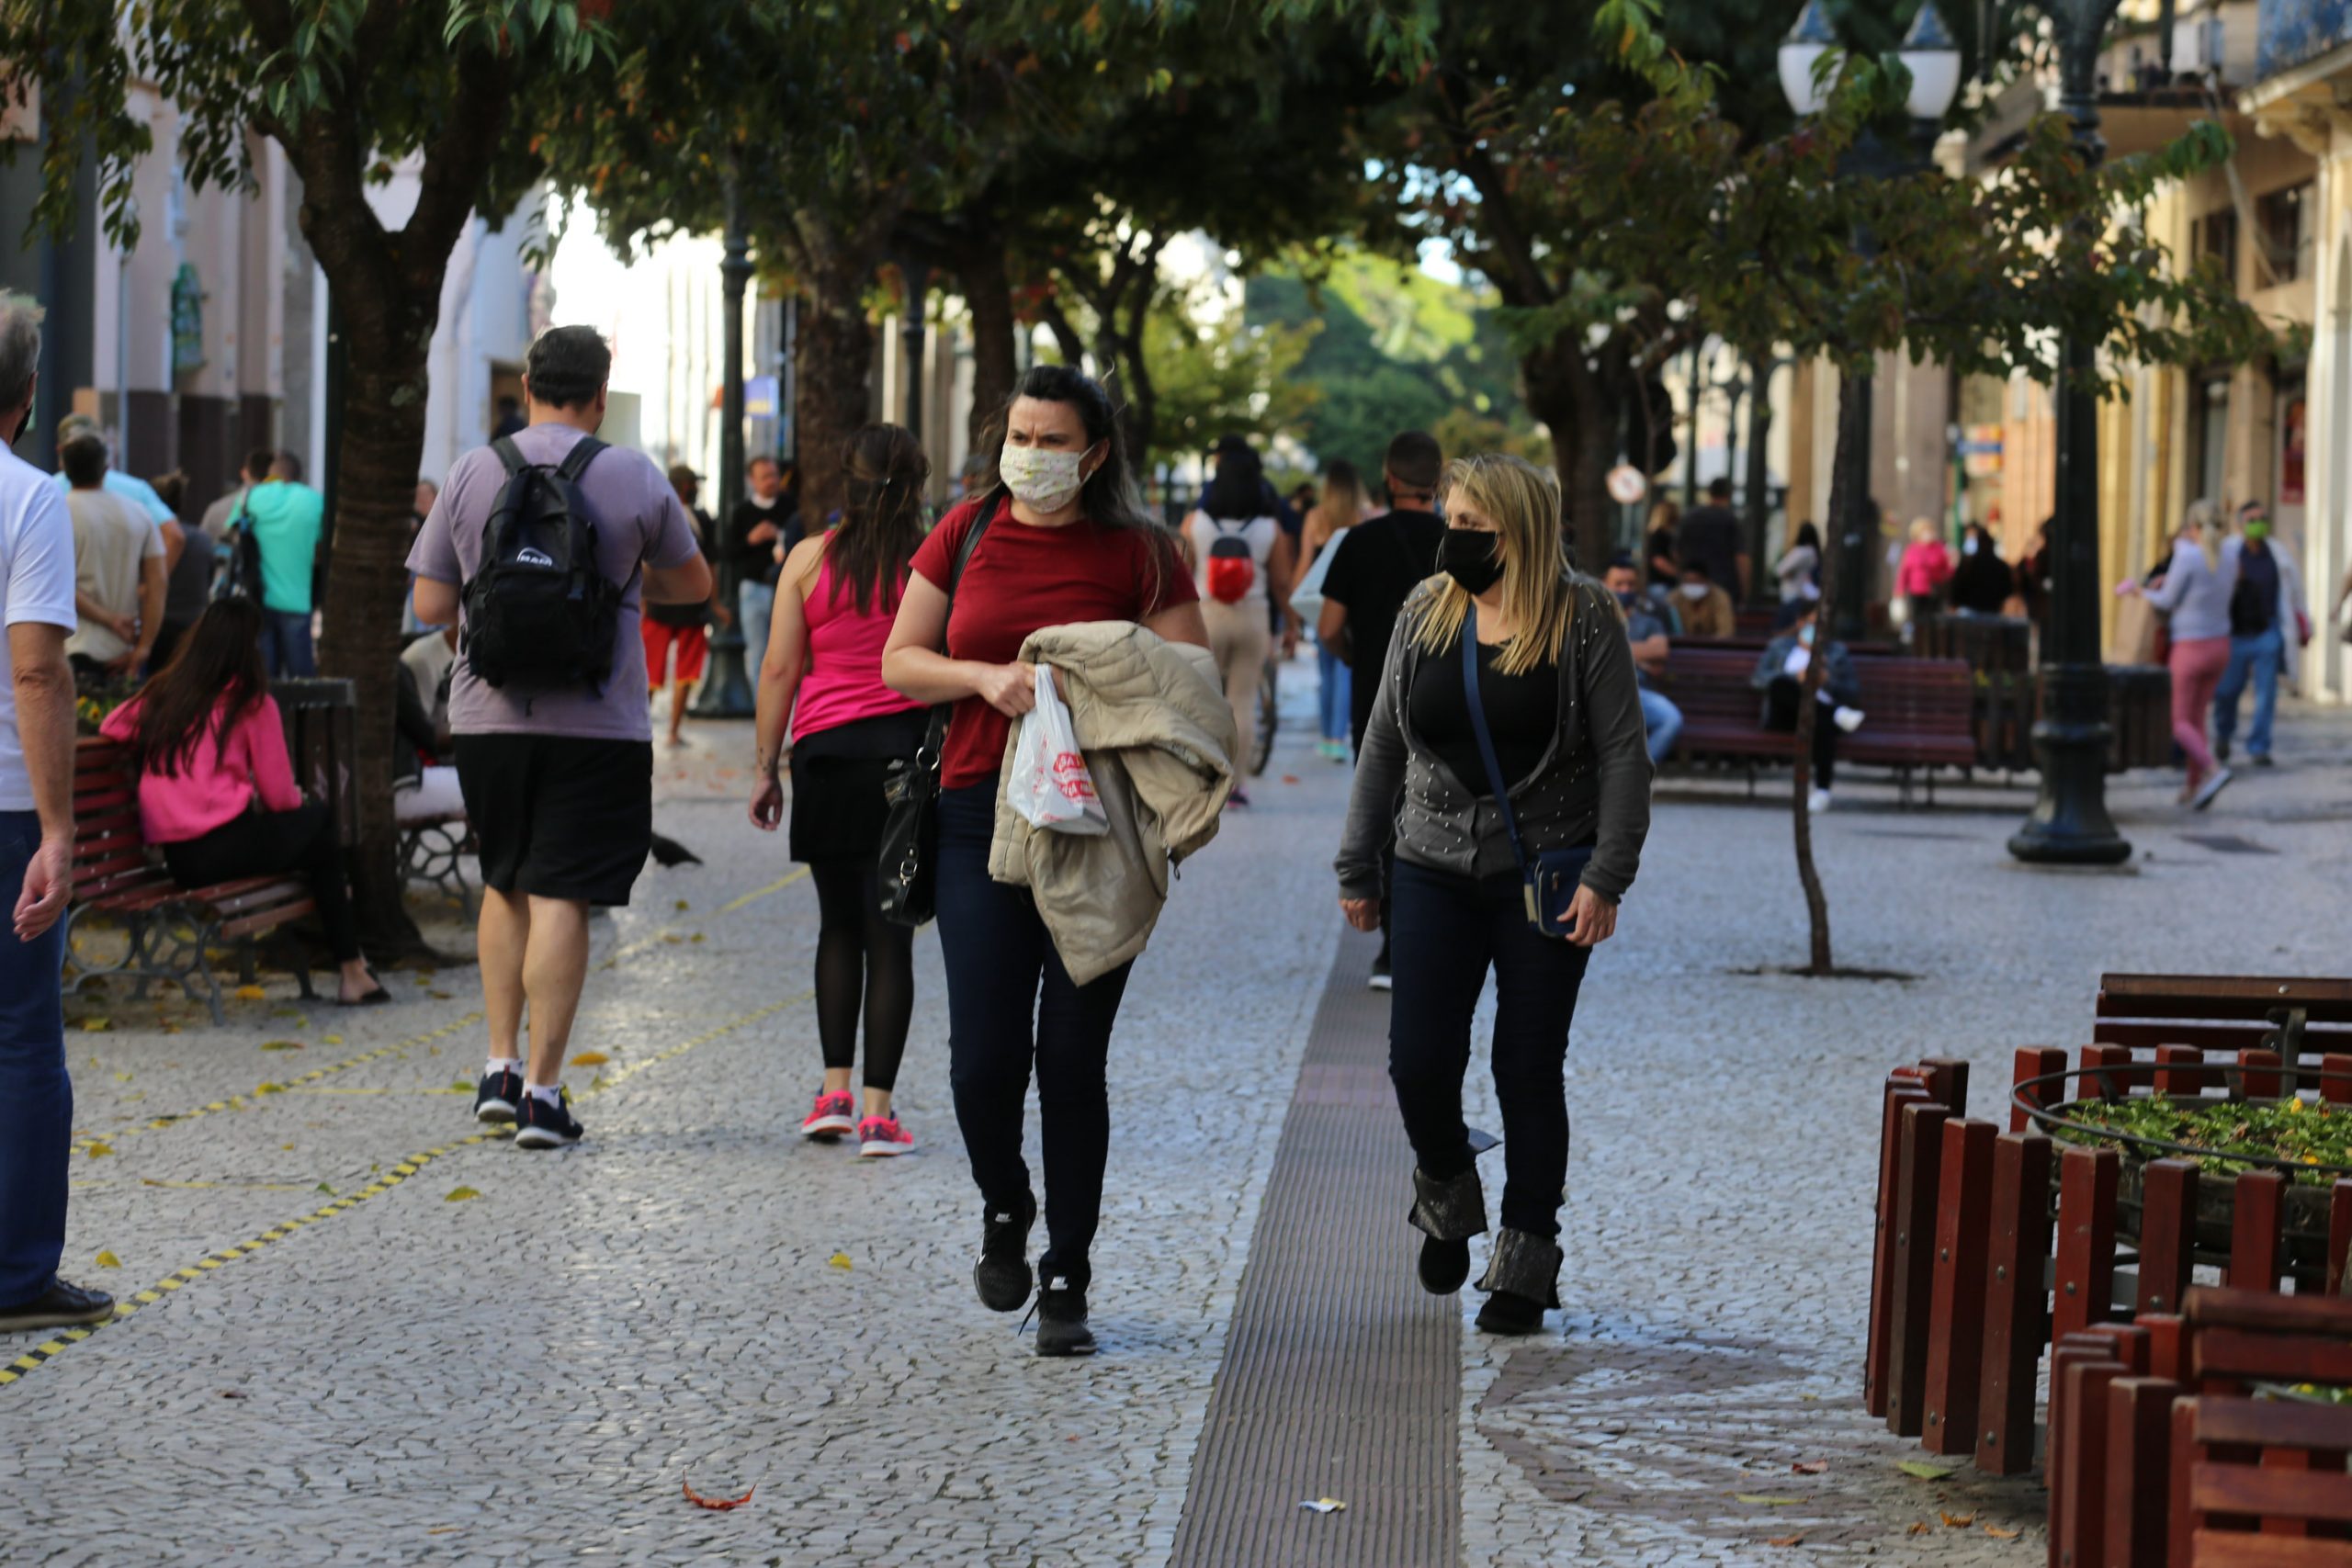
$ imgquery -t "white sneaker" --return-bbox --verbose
[2190,766,2234,811]
[1807,788,1834,813]
[1832,705,1866,734]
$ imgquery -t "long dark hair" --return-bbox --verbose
[1794,521,1823,553]
[978,363,1181,594]
[829,423,929,615]
[1204,444,1264,522]
[130,598,269,779]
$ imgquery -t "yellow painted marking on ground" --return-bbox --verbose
[718,866,810,915]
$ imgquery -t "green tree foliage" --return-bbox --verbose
[1139,287,1320,471]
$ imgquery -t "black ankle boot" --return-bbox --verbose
[974,1192,1037,1313]
[1408,1167,1487,1295]
[1474,1228,1563,1334]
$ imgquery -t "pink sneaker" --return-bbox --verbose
[801,1090,854,1141]
[857,1115,915,1158]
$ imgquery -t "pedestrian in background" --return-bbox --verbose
[1295,458,1367,762]
[201,449,272,542]
[409,324,712,1149]
[647,463,721,748]
[100,599,389,1006]
[2123,498,2238,809]
[48,413,174,528]
[60,432,165,683]
[1675,478,1746,603]
[153,497,214,671]
[1673,559,1736,639]
[751,424,931,1160]
[1336,453,1651,1337]
[728,456,800,670]
[2212,501,2307,769]
[1184,440,1293,806]
[1751,599,1865,813]
[1643,498,1681,592]
[882,364,1209,1358]
[1603,555,1680,762]
[1896,517,1953,641]
[1774,522,1822,609]
[243,451,325,677]
[1948,522,2013,615]
[0,292,114,1335]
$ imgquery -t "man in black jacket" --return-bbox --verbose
[726,456,799,675]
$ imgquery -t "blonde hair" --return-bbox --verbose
[1414,454,1572,676]
[1909,517,1937,544]
[2184,498,2226,572]
[1646,498,1679,533]
[1318,459,1366,534]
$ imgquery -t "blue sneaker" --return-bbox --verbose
[514,1090,584,1149]
[473,1067,523,1125]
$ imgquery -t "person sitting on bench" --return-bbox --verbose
[98,598,389,1006]
[1750,600,1866,814]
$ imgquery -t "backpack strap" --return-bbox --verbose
[554,435,605,482]
[492,436,530,477]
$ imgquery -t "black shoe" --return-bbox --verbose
[2216,740,2232,763]
[1368,954,1393,993]
[0,1278,115,1333]
[2254,752,2276,768]
[474,1068,523,1125]
[1476,1290,1548,1335]
[513,1091,584,1149]
[974,1193,1036,1312]
[1034,1277,1096,1358]
[1419,1236,1472,1294]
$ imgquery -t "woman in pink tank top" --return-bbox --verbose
[750,425,929,1158]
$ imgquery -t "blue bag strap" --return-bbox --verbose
[1460,601,1531,883]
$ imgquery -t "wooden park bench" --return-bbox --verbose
[65,739,320,1025]
[1657,645,1977,804]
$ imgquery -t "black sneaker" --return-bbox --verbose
[974,1193,1036,1312]
[0,1278,115,1333]
[514,1090,584,1149]
[474,1068,523,1125]
[2254,752,2276,768]
[1034,1277,1096,1358]
[2216,739,2231,763]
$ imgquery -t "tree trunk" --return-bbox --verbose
[1037,294,1086,369]
[1744,354,1774,606]
[1792,380,1866,976]
[795,254,876,531]
[1521,338,1617,573]
[958,223,1016,453]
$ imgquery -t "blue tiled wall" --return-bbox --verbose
[2260,0,2352,77]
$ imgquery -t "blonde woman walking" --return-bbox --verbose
[2124,499,2239,807]
[1335,455,1651,1336]
[1296,459,1368,760]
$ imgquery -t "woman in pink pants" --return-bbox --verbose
[2126,501,2238,809]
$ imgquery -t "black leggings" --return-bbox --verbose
[808,855,915,1092]
[1764,675,1838,789]
[163,802,359,963]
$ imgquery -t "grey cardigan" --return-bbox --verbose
[1336,576,1653,904]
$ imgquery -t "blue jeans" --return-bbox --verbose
[2211,622,2283,759]
[0,811,70,1308]
[260,608,315,678]
[1387,858,1591,1238]
[738,580,776,670]
[1316,638,1351,743]
[1637,685,1682,762]
[934,780,1134,1292]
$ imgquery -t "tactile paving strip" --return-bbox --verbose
[1169,928,1459,1568]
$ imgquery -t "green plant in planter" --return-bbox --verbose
[2054,1094,2352,1184]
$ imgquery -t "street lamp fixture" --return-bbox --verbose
[1899,4,1964,125]
[1778,0,1837,119]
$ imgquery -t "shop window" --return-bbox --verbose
[2192,209,2238,290]
[2195,376,2229,505]
[2256,182,2314,286]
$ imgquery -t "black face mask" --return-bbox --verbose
[1438,526,1504,594]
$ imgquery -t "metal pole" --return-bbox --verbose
[2009,0,2131,865]
[1837,366,1873,641]
[900,259,930,446]
[691,164,756,719]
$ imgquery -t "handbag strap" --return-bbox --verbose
[1459,601,1532,883]
[918,498,999,763]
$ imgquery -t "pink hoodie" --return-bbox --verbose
[99,692,301,845]
[1897,539,1954,597]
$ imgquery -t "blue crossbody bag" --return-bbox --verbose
[1461,603,1590,940]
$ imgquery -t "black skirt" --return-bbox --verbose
[788,709,929,863]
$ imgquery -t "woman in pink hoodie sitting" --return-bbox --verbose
[99,598,388,1005]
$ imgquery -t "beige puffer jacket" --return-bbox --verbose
[989,621,1239,985]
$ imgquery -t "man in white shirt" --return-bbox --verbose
[0,293,114,1334]
[59,433,166,677]
[48,413,174,526]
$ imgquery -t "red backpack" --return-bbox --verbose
[1204,518,1258,605]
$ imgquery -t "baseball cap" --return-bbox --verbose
[667,462,701,487]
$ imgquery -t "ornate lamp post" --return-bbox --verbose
[691,163,757,718]
[2007,0,2132,865]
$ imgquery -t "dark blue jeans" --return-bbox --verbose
[934,780,1133,1292]
[1387,858,1591,1239]
[0,810,70,1309]
[260,608,315,678]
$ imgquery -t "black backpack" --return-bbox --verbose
[214,502,265,603]
[460,435,620,693]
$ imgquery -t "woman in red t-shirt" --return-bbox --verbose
[883,365,1205,1358]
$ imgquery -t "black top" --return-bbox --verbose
[2232,542,2280,635]
[1644,525,1679,588]
[1408,636,1558,797]
[1322,507,1445,745]
[727,496,802,588]
[647,505,718,627]
[1949,547,2013,615]
[1676,504,1743,595]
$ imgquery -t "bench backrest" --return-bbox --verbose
[1851,660,1974,739]
[2172,1393,2352,1565]
[2097,974,2352,1065]
[72,739,158,898]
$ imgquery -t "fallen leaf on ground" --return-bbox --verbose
[445,1187,480,1202]
[1768,1535,1805,1548]
[690,933,706,943]
[570,1052,610,1066]
[1984,1526,2020,1540]
[1897,1461,1955,1481]
[674,899,691,911]
[1791,1461,1828,1474]
[682,1481,754,1512]
[321,1035,343,1045]
[315,1182,334,1194]
[1941,1511,1975,1529]
[233,986,266,1001]
[1298,1498,1346,1514]
[448,1078,474,1091]
[1281,774,1301,784]
[661,934,684,945]
[426,989,452,999]
[255,1082,285,1095]
[115,1071,132,1082]
[1909,1522,1932,1535]
[95,1250,119,1269]
[828,1253,853,1270]
[1735,1495,1804,1506]
[282,1144,296,1151]
[85,1142,114,1158]
[260,1041,305,1052]
[81,1017,111,1032]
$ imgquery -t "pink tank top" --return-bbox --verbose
[795,553,924,740]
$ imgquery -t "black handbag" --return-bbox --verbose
[876,504,995,928]
[1461,602,1591,939]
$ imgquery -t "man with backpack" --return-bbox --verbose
[407,324,710,1149]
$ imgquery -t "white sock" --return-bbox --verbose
[486,1057,523,1079]
[525,1082,562,1107]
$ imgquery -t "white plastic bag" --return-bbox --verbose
[1288,532,1340,624]
[1008,664,1108,836]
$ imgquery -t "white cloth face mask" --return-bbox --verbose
[1001,444,1088,513]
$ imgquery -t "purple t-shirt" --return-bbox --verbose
[406,423,700,740]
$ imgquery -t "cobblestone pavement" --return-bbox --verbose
[5,660,2347,1565]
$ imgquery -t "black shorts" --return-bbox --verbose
[454,734,653,907]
